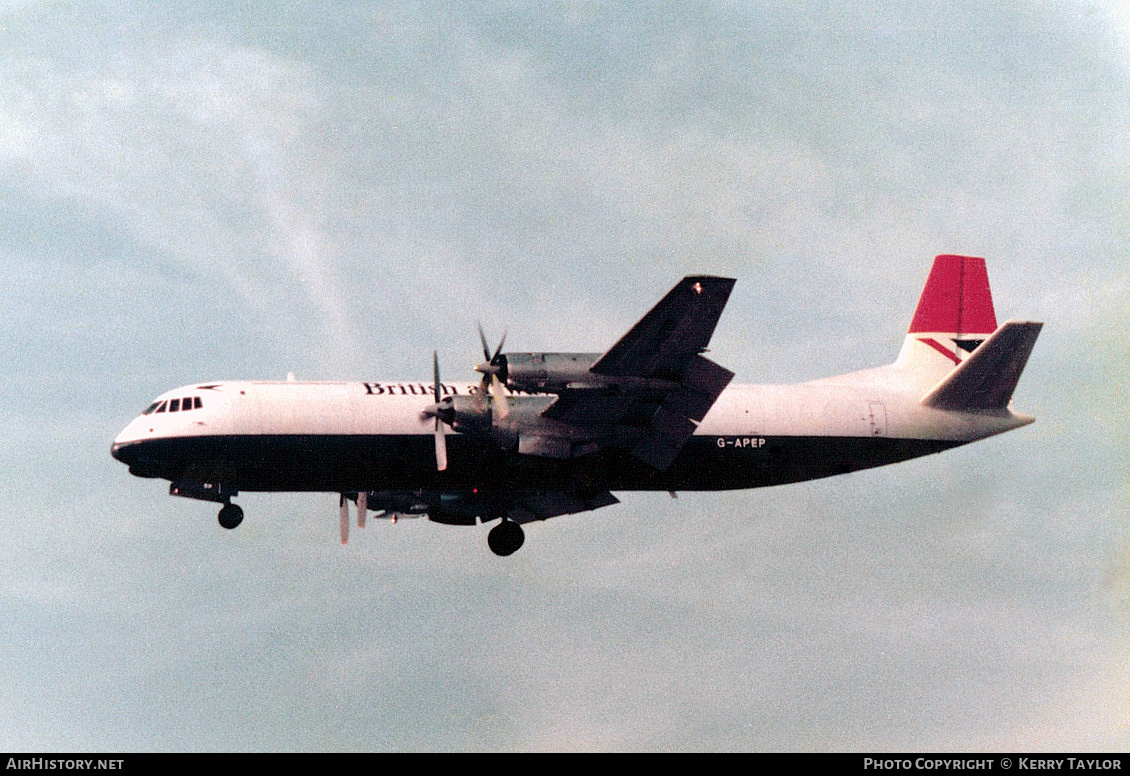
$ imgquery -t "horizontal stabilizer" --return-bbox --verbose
[920,320,1042,411]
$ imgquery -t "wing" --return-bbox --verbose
[590,275,735,380]
[543,275,736,470]
[366,487,619,526]
[505,489,620,525]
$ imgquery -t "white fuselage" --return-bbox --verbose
[111,374,1031,495]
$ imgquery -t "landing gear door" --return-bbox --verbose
[868,401,887,437]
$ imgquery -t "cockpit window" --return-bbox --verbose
[142,396,202,416]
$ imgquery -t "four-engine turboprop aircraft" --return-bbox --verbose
[111,255,1042,556]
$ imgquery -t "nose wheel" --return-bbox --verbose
[218,503,244,530]
[487,519,524,556]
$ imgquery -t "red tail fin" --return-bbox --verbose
[909,255,998,335]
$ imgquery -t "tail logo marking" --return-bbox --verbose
[916,337,962,365]
[953,338,985,354]
[916,335,988,365]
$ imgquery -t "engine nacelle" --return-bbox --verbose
[432,395,490,434]
[501,352,601,393]
[500,352,684,396]
[436,393,520,451]
[427,506,478,526]
[365,490,428,515]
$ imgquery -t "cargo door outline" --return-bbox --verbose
[867,401,887,437]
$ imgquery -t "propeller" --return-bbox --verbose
[338,492,369,544]
[339,494,349,544]
[422,329,508,473]
[475,323,509,418]
[420,351,449,471]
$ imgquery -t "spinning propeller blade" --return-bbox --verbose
[339,494,349,544]
[475,323,509,418]
[433,351,448,471]
[479,322,506,366]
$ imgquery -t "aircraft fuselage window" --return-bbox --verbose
[143,402,160,415]
[169,399,181,412]
[155,401,168,413]
[193,396,203,410]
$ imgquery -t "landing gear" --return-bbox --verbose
[487,519,524,557]
[170,482,242,530]
[218,503,244,530]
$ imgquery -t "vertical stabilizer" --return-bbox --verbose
[909,254,997,335]
[894,255,1000,389]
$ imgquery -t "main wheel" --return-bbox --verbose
[487,520,524,556]
[218,503,244,530]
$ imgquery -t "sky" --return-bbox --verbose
[1,0,1128,752]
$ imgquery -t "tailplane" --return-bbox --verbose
[920,320,1043,411]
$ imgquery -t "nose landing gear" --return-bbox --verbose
[218,502,244,530]
[169,482,243,530]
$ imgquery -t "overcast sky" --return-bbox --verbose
[1,0,1128,752]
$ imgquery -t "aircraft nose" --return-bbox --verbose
[111,423,142,465]
[110,433,165,479]
[110,437,134,465]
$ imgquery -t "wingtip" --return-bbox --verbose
[684,274,737,284]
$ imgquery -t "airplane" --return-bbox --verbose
[111,254,1042,556]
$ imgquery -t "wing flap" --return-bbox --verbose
[666,354,735,421]
[628,355,734,469]
[629,409,697,470]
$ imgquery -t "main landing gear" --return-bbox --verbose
[176,480,526,555]
[487,519,524,557]
[218,502,243,530]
